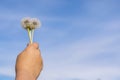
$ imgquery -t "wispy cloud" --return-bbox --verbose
[36,34,120,80]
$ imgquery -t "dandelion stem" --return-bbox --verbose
[27,28,32,44]
[31,29,34,43]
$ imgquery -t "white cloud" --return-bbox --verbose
[38,64,120,80]
[37,34,120,80]
[44,34,120,62]
[0,67,15,77]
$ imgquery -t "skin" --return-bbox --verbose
[15,43,43,80]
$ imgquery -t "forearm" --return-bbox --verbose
[16,71,36,80]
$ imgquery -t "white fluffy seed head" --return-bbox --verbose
[30,18,41,29]
[21,17,41,29]
[21,17,31,29]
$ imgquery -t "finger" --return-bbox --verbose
[26,42,39,50]
[32,42,39,49]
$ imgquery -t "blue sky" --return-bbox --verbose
[0,0,120,80]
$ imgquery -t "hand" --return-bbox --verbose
[15,43,43,80]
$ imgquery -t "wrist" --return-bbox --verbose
[16,70,36,80]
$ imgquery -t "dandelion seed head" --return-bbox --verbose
[21,17,31,29]
[21,17,41,29]
[30,18,41,29]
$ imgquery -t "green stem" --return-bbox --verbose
[27,28,32,44]
[31,29,34,43]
